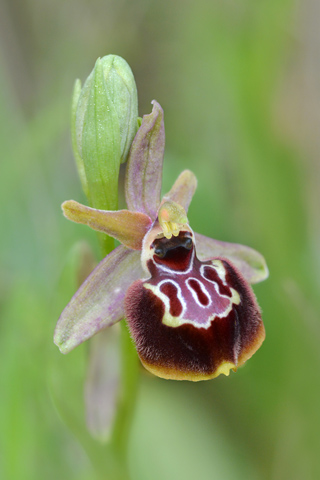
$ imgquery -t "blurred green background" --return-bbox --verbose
[1,0,320,479]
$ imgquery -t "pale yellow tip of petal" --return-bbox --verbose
[215,362,236,377]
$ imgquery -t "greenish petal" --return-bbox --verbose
[162,170,197,213]
[62,200,152,250]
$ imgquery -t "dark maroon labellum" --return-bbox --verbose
[125,231,265,381]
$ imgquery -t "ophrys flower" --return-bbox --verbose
[54,101,268,381]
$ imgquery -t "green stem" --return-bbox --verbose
[97,237,140,479]
[111,321,140,459]
[98,231,115,258]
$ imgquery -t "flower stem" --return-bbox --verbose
[111,320,140,459]
[98,231,115,260]
[99,239,140,477]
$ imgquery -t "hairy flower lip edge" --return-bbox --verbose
[140,322,266,381]
[136,318,266,382]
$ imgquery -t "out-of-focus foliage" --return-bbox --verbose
[1,0,320,479]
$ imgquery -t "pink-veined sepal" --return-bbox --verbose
[125,100,165,219]
[54,245,144,354]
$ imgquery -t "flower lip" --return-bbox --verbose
[125,256,265,382]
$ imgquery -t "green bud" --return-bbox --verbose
[71,55,138,212]
[71,79,89,198]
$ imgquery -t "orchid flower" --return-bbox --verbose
[54,100,268,381]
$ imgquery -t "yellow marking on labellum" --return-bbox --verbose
[201,261,241,306]
[158,201,188,239]
[210,259,228,284]
[215,361,235,377]
[141,359,237,382]
[144,282,185,327]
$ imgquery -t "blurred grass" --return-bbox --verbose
[1,0,320,479]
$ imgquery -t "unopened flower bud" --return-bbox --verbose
[71,55,138,212]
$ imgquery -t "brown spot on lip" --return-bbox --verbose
[160,282,183,316]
